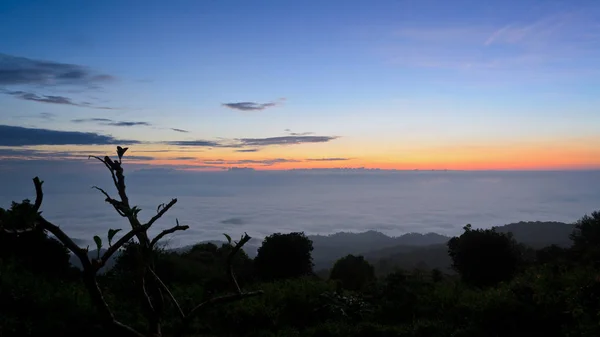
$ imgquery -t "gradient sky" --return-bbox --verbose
[1,0,600,171]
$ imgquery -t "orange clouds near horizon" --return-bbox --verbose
[5,135,600,172]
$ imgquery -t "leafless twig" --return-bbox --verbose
[150,219,189,249]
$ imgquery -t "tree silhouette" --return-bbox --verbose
[569,211,600,264]
[0,147,262,337]
[254,232,314,281]
[329,254,375,291]
[448,224,523,287]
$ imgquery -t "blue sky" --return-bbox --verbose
[1,0,600,170]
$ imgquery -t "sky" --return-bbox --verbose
[1,0,600,171]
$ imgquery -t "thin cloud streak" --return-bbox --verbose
[163,135,338,148]
[71,118,151,127]
[3,90,115,109]
[0,124,139,146]
[164,140,222,147]
[238,136,338,146]
[203,158,300,166]
[222,98,285,111]
[171,128,189,133]
[387,12,600,75]
[306,158,351,162]
[0,53,114,86]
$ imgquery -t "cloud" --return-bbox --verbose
[6,91,77,105]
[163,135,338,149]
[39,112,56,120]
[0,148,113,160]
[222,100,280,111]
[4,90,114,109]
[386,12,600,76]
[203,158,300,166]
[0,148,81,159]
[109,121,151,127]
[220,217,246,225]
[483,15,572,47]
[164,140,222,147]
[125,155,155,161]
[171,156,197,160]
[284,129,315,136]
[72,118,113,123]
[0,53,114,86]
[0,124,139,146]
[306,158,351,162]
[171,128,189,133]
[12,112,56,120]
[71,118,151,127]
[238,136,338,146]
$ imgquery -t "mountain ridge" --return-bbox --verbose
[70,220,574,273]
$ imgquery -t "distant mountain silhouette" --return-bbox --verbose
[68,221,573,274]
[307,231,449,269]
[493,221,574,248]
[361,221,574,274]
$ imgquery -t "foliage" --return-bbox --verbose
[0,260,101,337]
[329,254,375,291]
[448,224,524,287]
[570,211,600,264]
[0,200,75,278]
[255,232,315,281]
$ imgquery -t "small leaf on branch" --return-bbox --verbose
[223,233,232,245]
[116,146,128,161]
[107,228,122,246]
[93,235,102,259]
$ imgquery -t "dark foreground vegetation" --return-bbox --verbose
[1,147,600,337]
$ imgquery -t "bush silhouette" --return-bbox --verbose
[329,254,375,291]
[448,224,523,287]
[254,232,314,281]
[0,200,74,278]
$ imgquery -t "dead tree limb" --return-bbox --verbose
[150,219,189,249]
[146,199,178,228]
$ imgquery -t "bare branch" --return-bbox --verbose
[146,198,178,228]
[187,291,264,319]
[150,219,189,248]
[141,273,156,314]
[33,176,43,211]
[36,217,90,266]
[226,233,251,294]
[89,155,119,191]
[92,186,126,216]
[98,224,150,270]
[148,268,185,320]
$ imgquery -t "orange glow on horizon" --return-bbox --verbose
[6,137,600,172]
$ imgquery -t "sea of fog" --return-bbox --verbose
[1,169,599,248]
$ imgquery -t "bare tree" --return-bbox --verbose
[0,147,262,337]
